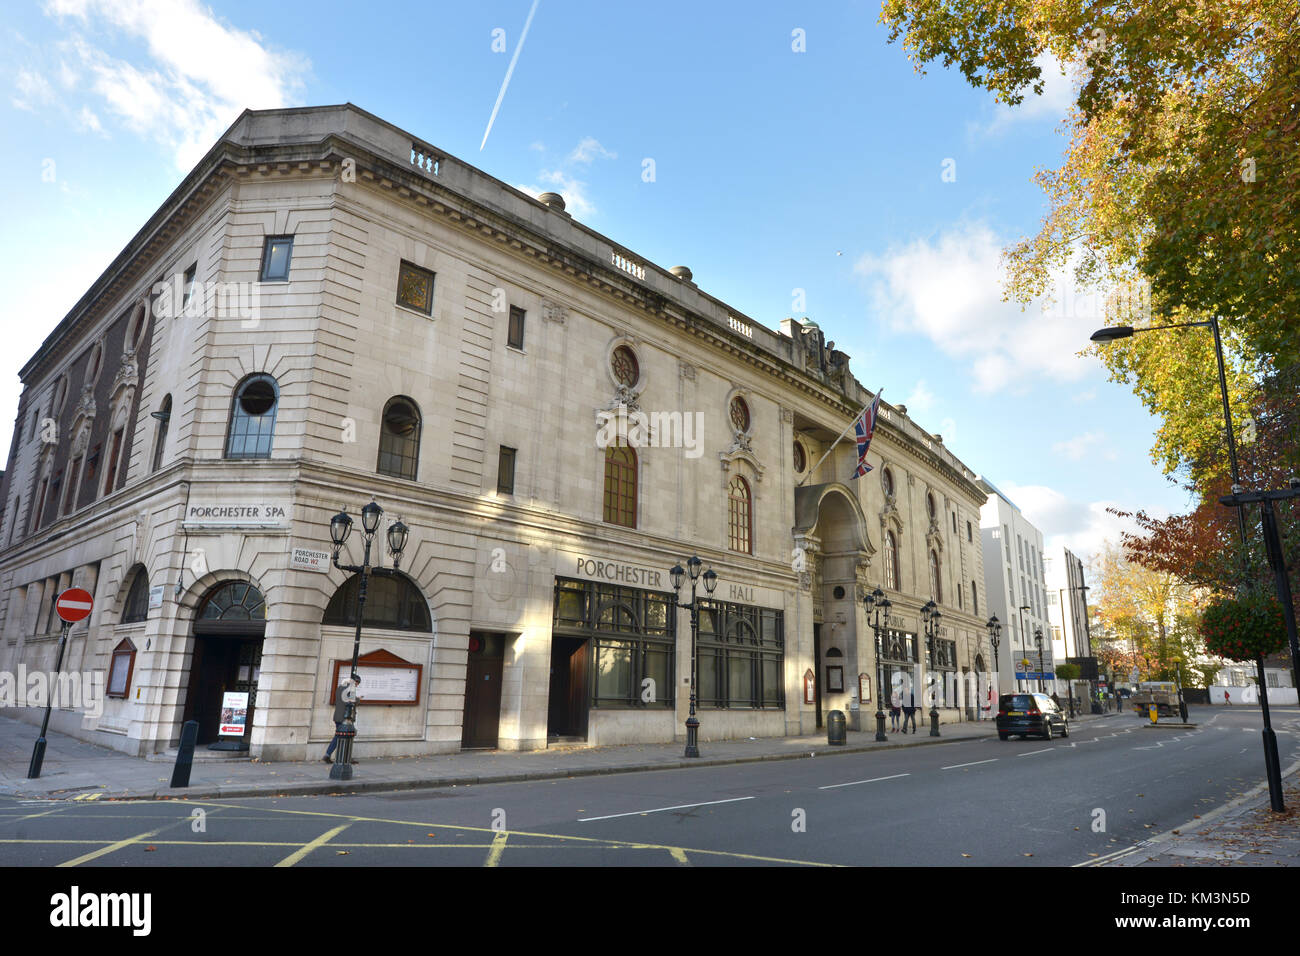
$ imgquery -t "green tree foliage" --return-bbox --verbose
[879,1,1300,371]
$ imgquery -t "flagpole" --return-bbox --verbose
[798,388,881,487]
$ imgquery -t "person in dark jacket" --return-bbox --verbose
[902,692,918,733]
[323,674,360,763]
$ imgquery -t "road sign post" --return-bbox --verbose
[27,588,93,780]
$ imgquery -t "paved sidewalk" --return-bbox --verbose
[1103,758,1300,867]
[0,710,1121,801]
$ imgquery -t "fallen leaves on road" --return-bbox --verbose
[1023,852,1033,857]
[336,851,349,855]
[961,853,971,857]
[144,846,156,852]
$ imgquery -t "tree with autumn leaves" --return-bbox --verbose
[1089,540,1212,686]
[879,0,1300,668]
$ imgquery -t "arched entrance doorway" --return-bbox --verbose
[183,581,267,748]
[794,482,873,730]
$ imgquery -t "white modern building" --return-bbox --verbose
[1045,545,1092,701]
[979,478,1052,695]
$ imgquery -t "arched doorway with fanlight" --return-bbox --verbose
[183,580,267,748]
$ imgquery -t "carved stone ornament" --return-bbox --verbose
[111,350,139,396]
[600,383,641,414]
[780,407,794,424]
[73,384,96,425]
[679,362,696,381]
[541,299,568,324]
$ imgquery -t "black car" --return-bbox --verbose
[996,693,1069,740]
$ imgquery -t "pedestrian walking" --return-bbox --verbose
[323,673,361,764]
[890,689,901,731]
[903,692,918,733]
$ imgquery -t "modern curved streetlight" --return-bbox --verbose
[1092,318,1285,811]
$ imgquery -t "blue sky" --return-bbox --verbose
[1,0,1194,564]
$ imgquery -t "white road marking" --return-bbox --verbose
[819,773,910,790]
[1018,748,1053,757]
[941,759,997,770]
[578,796,754,822]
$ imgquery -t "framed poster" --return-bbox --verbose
[107,637,136,698]
[827,665,844,693]
[858,673,871,704]
[331,648,423,705]
[219,691,249,737]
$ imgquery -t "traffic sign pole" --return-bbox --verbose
[28,588,94,780]
[27,620,70,779]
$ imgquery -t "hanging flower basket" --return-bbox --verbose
[1198,590,1287,662]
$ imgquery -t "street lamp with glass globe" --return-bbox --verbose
[669,556,718,758]
[864,587,892,742]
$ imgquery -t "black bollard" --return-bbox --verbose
[170,720,200,788]
[929,708,940,737]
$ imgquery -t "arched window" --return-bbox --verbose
[884,531,899,590]
[121,566,150,624]
[929,550,942,603]
[197,581,266,622]
[728,476,752,553]
[377,396,421,480]
[194,581,267,637]
[972,580,979,615]
[603,445,637,528]
[151,394,171,473]
[225,374,278,459]
[323,573,431,631]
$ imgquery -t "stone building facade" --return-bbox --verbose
[0,105,990,759]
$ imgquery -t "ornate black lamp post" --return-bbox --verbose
[1018,604,1031,691]
[921,599,942,737]
[864,587,892,741]
[1034,626,1045,692]
[327,500,409,780]
[670,556,718,758]
[986,615,1002,720]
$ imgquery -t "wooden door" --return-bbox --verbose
[462,640,504,749]
[567,639,589,739]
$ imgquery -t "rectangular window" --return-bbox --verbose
[507,305,525,349]
[103,429,124,494]
[259,236,293,281]
[697,601,785,709]
[182,263,197,309]
[30,478,47,534]
[497,446,516,495]
[63,458,83,514]
[396,261,435,315]
[552,578,676,708]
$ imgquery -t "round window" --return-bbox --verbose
[239,380,277,416]
[729,396,750,432]
[793,440,806,473]
[611,345,639,387]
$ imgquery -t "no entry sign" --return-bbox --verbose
[55,588,94,623]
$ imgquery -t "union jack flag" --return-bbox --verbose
[851,389,883,479]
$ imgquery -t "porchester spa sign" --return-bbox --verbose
[185,502,288,526]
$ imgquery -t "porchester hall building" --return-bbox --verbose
[0,105,994,760]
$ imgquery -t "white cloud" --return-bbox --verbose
[904,379,937,416]
[515,170,596,218]
[855,219,1104,393]
[1051,431,1115,462]
[568,136,616,164]
[999,480,1162,568]
[1072,388,1096,403]
[43,0,308,169]
[75,105,104,133]
[13,69,56,111]
[980,53,1074,135]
